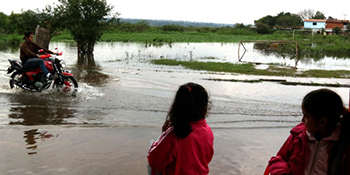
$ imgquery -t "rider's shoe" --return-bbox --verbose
[46,73,57,80]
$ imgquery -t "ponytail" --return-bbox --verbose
[167,83,209,138]
[340,108,350,139]
[330,108,350,175]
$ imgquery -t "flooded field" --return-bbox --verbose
[0,42,349,174]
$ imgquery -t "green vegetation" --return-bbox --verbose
[255,12,303,34]
[151,59,350,79]
[99,31,273,43]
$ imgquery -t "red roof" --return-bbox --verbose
[304,19,327,22]
[326,19,349,23]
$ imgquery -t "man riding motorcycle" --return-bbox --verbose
[20,31,55,80]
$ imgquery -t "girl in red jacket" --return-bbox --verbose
[147,82,214,175]
[268,88,350,175]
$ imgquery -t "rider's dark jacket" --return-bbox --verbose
[20,40,53,64]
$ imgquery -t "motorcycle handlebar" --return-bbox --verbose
[38,52,63,59]
[38,49,63,56]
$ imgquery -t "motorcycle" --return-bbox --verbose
[7,49,78,97]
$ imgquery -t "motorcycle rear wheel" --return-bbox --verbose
[53,76,78,97]
[10,72,22,89]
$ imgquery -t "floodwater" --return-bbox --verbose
[0,42,350,175]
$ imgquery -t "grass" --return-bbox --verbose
[99,31,273,43]
[151,59,350,78]
[46,30,286,43]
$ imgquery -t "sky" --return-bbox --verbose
[1,0,349,25]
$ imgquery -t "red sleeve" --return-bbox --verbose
[268,135,295,175]
[147,127,178,171]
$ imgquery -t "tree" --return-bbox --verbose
[313,11,326,19]
[7,13,22,34]
[255,12,303,30]
[0,12,10,34]
[255,15,276,27]
[57,0,117,66]
[275,12,303,28]
[20,10,40,32]
[298,9,315,20]
[233,23,247,29]
[36,4,65,41]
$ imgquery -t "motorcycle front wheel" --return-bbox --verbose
[53,76,78,97]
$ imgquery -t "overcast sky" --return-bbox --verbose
[1,0,349,24]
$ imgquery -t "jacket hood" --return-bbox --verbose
[290,122,306,136]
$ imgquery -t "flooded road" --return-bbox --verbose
[0,42,350,174]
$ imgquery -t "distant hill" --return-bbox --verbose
[119,18,236,27]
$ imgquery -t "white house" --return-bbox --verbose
[304,19,326,29]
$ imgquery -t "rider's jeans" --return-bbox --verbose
[23,58,50,76]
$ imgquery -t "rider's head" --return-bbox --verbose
[23,31,34,42]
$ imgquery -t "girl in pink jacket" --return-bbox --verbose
[147,82,214,175]
[268,88,350,175]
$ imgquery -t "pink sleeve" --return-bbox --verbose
[268,135,294,175]
[147,127,177,171]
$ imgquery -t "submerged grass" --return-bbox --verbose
[151,59,350,78]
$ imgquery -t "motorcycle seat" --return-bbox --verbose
[8,60,37,71]
[23,66,38,71]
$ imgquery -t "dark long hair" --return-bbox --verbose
[167,82,209,138]
[302,88,344,128]
[302,88,350,174]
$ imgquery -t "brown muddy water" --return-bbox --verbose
[0,42,350,175]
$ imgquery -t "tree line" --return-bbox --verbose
[0,4,344,37]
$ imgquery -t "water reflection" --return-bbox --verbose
[24,129,39,155]
[70,64,111,86]
[23,129,58,155]
[253,43,297,59]
[253,42,350,63]
[144,41,173,48]
[7,94,77,125]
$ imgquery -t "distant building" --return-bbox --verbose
[303,19,349,35]
[325,19,349,33]
[304,19,326,29]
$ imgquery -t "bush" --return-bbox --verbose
[255,22,273,34]
[333,27,342,35]
[160,25,185,32]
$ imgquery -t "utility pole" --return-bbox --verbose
[342,14,348,20]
